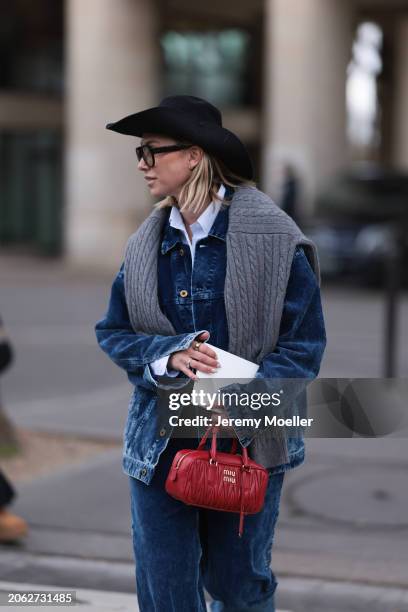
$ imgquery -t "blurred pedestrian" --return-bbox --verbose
[0,470,28,542]
[280,163,300,225]
[0,316,28,542]
[96,96,326,611]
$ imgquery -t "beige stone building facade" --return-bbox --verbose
[0,0,407,269]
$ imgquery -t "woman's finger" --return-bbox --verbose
[188,349,219,368]
[189,357,218,374]
[168,352,198,378]
[195,343,218,360]
[177,362,198,380]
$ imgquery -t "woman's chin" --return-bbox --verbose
[148,183,164,198]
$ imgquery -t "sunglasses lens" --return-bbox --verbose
[136,146,154,166]
[143,146,154,167]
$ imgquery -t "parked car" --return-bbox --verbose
[305,221,399,286]
[305,165,408,286]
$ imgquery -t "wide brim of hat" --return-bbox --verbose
[106,107,253,180]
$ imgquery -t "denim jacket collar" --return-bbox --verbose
[160,186,233,255]
[160,218,182,255]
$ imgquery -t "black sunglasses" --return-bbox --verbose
[135,143,192,168]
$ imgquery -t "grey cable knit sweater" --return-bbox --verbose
[124,185,320,467]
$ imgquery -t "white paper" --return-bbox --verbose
[196,343,258,379]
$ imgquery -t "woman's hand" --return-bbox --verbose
[168,331,220,380]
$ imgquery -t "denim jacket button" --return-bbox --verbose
[179,290,188,298]
[140,468,147,476]
[159,428,167,437]
[179,248,185,256]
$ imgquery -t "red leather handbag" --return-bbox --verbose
[165,426,269,537]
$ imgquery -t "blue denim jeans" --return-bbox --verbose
[129,436,284,612]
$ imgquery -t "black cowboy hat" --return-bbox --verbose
[106,95,253,180]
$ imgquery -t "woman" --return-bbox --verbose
[96,95,326,612]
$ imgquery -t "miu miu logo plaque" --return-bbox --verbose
[223,468,236,484]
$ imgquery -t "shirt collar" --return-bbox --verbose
[161,184,230,254]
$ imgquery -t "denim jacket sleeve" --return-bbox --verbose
[95,263,207,390]
[223,246,327,446]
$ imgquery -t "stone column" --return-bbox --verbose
[65,0,159,270]
[392,19,408,170]
[262,0,354,215]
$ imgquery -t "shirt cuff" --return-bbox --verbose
[150,355,179,377]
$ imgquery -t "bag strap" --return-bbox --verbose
[239,455,252,537]
[197,425,251,537]
[197,425,242,457]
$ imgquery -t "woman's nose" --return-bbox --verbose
[137,157,148,171]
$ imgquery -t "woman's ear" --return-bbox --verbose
[188,146,204,170]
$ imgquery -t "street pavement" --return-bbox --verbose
[1,578,408,612]
[1,253,408,611]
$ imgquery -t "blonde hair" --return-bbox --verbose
[154,147,256,215]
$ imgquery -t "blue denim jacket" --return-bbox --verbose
[95,202,326,484]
